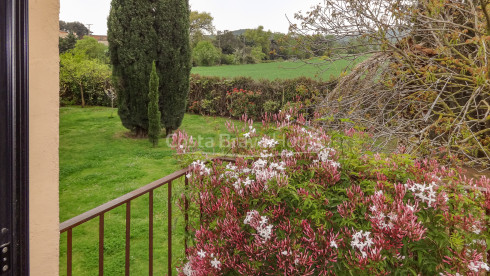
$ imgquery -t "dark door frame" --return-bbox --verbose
[0,0,29,275]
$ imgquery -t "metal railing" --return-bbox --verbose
[59,157,236,276]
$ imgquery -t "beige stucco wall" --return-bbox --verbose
[29,0,60,275]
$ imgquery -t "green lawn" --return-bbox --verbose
[191,58,362,80]
[59,106,239,275]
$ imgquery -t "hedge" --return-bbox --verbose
[188,74,337,120]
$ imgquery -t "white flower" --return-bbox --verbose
[258,223,273,241]
[210,257,221,269]
[186,173,192,179]
[330,240,338,248]
[197,249,206,258]
[243,132,250,138]
[472,225,481,234]
[258,137,279,148]
[244,210,258,225]
[260,216,268,225]
[182,262,193,276]
[179,145,184,149]
[405,180,438,207]
[469,262,480,272]
[281,250,289,255]
[286,115,291,121]
[351,230,373,257]
[253,159,267,169]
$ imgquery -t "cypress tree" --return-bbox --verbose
[108,0,191,137]
[148,61,161,146]
[155,0,191,136]
[107,0,158,137]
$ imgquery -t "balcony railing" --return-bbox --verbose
[59,157,236,276]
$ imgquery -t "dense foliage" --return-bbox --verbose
[148,61,161,146]
[59,37,111,107]
[108,0,191,136]
[188,74,336,120]
[172,108,489,275]
[59,32,77,54]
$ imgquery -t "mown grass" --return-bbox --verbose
[59,106,240,275]
[191,58,362,80]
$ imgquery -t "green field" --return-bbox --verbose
[59,107,240,275]
[191,58,361,80]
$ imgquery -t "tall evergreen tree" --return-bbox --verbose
[108,0,191,137]
[108,0,158,137]
[148,61,161,146]
[155,0,191,136]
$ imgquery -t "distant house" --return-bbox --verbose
[88,34,109,46]
[59,30,69,38]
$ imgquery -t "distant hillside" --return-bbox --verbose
[229,29,248,36]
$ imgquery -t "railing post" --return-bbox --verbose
[168,181,172,276]
[67,228,73,276]
[149,190,154,276]
[125,202,131,276]
[184,176,189,254]
[99,214,104,276]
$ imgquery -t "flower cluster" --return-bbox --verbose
[243,210,273,242]
[350,230,374,258]
[175,108,489,275]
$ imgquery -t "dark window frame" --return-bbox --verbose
[0,0,29,275]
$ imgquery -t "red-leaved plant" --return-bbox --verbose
[172,108,489,275]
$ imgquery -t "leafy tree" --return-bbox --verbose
[59,20,90,38]
[108,0,191,137]
[72,36,108,63]
[189,11,214,46]
[59,51,111,107]
[59,32,78,54]
[215,31,244,55]
[192,40,221,66]
[148,61,161,146]
[243,26,272,61]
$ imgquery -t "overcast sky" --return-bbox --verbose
[59,0,321,35]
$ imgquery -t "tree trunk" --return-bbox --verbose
[79,81,85,108]
[165,127,174,137]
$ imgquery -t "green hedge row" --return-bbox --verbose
[188,74,337,120]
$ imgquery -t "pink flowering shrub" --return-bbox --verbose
[173,108,489,275]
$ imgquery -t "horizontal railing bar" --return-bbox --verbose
[60,167,189,232]
[59,157,236,233]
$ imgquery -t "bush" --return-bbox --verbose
[226,88,261,118]
[192,41,221,66]
[173,109,490,275]
[59,52,112,107]
[219,53,235,65]
[188,74,336,120]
